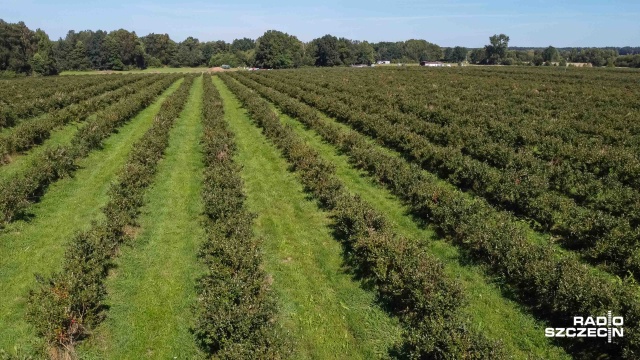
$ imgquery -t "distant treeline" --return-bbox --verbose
[1,19,639,76]
[500,46,640,67]
[509,46,640,55]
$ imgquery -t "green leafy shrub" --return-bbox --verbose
[193,74,288,358]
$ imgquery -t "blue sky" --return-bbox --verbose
[2,0,639,47]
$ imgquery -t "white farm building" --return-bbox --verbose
[420,61,451,67]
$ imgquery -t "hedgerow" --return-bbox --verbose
[193,74,287,359]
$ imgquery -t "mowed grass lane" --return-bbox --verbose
[275,107,570,359]
[80,77,206,359]
[0,79,183,353]
[214,77,402,359]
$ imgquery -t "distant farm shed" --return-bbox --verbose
[420,61,451,67]
[567,62,593,67]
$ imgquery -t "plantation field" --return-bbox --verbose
[0,66,638,359]
[59,67,236,76]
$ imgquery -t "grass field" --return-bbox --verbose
[0,66,638,359]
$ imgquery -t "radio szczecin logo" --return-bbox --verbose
[545,311,623,343]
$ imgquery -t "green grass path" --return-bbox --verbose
[269,102,570,359]
[79,76,206,359]
[214,76,402,360]
[0,79,183,354]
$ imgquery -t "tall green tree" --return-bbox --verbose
[200,41,216,63]
[542,46,559,62]
[312,34,341,66]
[231,37,255,51]
[373,41,404,61]
[105,29,145,70]
[354,41,375,65]
[141,33,176,66]
[469,48,487,64]
[55,30,94,71]
[452,46,468,62]
[208,52,242,67]
[86,30,108,70]
[337,37,354,65]
[444,47,454,61]
[175,36,204,67]
[70,40,91,70]
[0,20,35,74]
[254,30,304,69]
[0,19,59,75]
[485,34,510,64]
[233,49,254,67]
[104,35,124,70]
[404,39,442,62]
[31,29,57,75]
[202,40,228,60]
[425,41,443,61]
[444,46,468,62]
